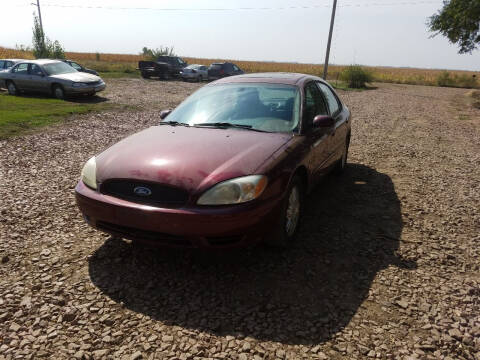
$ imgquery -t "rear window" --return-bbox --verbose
[0,61,4,69]
[210,64,222,70]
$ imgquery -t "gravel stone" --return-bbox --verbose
[0,80,479,360]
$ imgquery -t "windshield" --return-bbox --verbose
[186,64,201,69]
[43,62,78,75]
[166,83,301,133]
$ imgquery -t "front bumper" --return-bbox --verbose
[66,83,106,94]
[181,73,198,80]
[75,180,282,248]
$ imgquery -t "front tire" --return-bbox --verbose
[266,176,303,248]
[52,85,65,100]
[6,81,18,96]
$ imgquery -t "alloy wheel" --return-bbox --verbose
[7,82,17,95]
[285,185,301,236]
[54,86,64,100]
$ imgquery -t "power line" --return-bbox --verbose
[16,0,443,11]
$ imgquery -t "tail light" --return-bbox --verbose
[219,69,224,75]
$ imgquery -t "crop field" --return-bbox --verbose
[1,46,478,88]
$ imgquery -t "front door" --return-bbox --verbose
[302,81,331,183]
[28,64,50,94]
[317,82,348,166]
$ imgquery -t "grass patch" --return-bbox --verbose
[0,92,109,139]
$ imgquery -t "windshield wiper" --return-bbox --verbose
[159,121,190,127]
[194,122,266,132]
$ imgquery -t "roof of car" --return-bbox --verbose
[19,59,64,65]
[211,72,322,86]
[0,59,25,62]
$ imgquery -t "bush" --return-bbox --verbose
[437,71,478,88]
[141,46,176,60]
[437,71,454,87]
[339,65,373,88]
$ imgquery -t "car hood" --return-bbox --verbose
[96,125,292,193]
[49,72,100,82]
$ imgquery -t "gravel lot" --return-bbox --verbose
[0,79,479,360]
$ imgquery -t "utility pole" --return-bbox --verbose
[33,0,45,47]
[323,0,337,80]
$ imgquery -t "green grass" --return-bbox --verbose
[0,92,109,139]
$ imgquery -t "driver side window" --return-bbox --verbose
[29,64,43,76]
[304,82,328,128]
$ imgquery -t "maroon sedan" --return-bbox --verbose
[76,73,351,248]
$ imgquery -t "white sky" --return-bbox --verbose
[1,0,479,71]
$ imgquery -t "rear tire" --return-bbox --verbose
[162,72,170,80]
[266,176,304,248]
[6,81,18,96]
[141,72,150,79]
[52,85,65,100]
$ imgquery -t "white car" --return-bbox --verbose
[180,64,208,82]
[0,59,24,73]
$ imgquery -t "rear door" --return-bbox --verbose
[10,63,30,90]
[225,63,235,76]
[302,81,331,181]
[317,82,347,163]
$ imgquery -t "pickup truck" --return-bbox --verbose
[138,56,188,80]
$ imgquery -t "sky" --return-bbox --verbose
[1,0,479,71]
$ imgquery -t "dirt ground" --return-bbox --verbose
[0,78,479,360]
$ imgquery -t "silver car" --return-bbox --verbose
[0,59,24,72]
[0,59,106,99]
[180,64,208,82]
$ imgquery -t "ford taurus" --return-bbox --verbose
[75,73,351,248]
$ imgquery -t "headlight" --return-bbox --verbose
[197,175,268,205]
[72,82,88,87]
[81,156,97,190]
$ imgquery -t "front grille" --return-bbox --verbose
[96,221,191,246]
[100,180,189,207]
[87,80,102,86]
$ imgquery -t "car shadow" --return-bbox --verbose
[88,163,413,345]
[67,95,108,104]
[0,91,108,104]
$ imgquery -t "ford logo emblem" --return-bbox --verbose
[133,186,152,197]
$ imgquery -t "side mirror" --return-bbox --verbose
[160,109,172,120]
[313,115,334,128]
[191,69,197,73]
